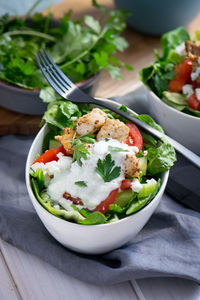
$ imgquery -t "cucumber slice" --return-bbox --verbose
[138,179,157,199]
[138,157,147,175]
[49,139,61,150]
[115,190,135,208]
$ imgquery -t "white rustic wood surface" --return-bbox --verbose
[1,238,200,300]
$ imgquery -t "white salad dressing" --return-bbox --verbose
[46,139,138,211]
[174,42,186,56]
[131,179,143,193]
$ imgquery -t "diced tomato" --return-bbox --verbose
[124,122,143,151]
[188,93,200,110]
[120,179,132,190]
[93,188,119,214]
[33,145,67,164]
[33,149,58,164]
[55,145,67,156]
[169,58,193,93]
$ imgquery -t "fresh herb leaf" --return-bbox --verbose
[96,154,121,182]
[78,135,95,144]
[30,168,44,191]
[108,146,128,153]
[0,3,131,92]
[71,134,95,166]
[75,181,87,187]
[71,138,89,166]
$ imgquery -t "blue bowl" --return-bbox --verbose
[114,0,199,35]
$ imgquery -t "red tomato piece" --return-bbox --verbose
[33,145,67,164]
[55,145,67,156]
[120,179,132,190]
[93,188,119,214]
[169,58,193,93]
[124,122,143,151]
[188,93,200,110]
[33,149,58,164]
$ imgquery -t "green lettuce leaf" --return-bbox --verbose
[147,142,176,175]
[78,211,106,225]
[161,27,190,58]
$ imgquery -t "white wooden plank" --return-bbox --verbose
[0,249,21,300]
[134,277,200,300]
[0,240,137,300]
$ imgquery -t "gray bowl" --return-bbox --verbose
[0,73,100,115]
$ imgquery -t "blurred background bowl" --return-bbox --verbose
[0,73,100,116]
[114,0,200,35]
[143,84,200,155]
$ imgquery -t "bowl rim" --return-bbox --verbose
[0,73,100,95]
[143,83,200,121]
[25,97,169,228]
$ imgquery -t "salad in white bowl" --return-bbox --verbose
[140,27,200,117]
[139,27,200,154]
[28,99,176,226]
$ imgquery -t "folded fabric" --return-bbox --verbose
[0,135,200,285]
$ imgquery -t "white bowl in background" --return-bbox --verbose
[143,85,200,155]
[25,98,169,255]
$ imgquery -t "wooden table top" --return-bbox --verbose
[0,0,200,135]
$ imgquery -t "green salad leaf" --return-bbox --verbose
[126,179,161,215]
[136,114,176,175]
[161,27,190,58]
[78,211,106,225]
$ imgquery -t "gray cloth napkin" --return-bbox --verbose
[0,135,200,285]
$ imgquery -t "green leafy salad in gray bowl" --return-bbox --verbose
[0,0,132,115]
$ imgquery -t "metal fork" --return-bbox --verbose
[35,49,200,168]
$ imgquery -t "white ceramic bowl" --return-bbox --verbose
[25,98,169,254]
[143,85,200,155]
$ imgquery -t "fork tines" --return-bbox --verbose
[35,49,76,98]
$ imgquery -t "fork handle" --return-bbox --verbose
[93,98,200,168]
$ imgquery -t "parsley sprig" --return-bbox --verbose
[75,181,87,187]
[96,154,121,182]
[71,134,95,166]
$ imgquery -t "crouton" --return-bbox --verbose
[96,119,129,142]
[123,154,140,178]
[185,40,200,82]
[76,108,107,136]
[55,128,75,155]
[185,40,200,61]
